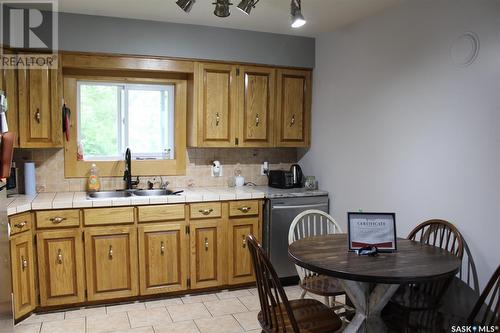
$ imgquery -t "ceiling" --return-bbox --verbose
[57,0,401,37]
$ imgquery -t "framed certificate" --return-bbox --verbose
[347,212,397,252]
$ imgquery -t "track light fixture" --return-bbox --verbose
[236,0,259,15]
[176,0,195,13]
[173,0,306,29]
[291,0,306,28]
[213,0,232,18]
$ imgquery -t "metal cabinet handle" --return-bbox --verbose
[255,114,260,127]
[57,249,63,264]
[21,256,28,270]
[238,206,251,213]
[50,217,67,224]
[160,241,165,255]
[35,109,41,123]
[14,221,27,229]
[204,238,209,251]
[290,114,296,127]
[242,235,246,248]
[199,208,213,216]
[108,245,113,259]
[215,113,220,126]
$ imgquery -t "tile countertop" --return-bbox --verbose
[6,186,328,216]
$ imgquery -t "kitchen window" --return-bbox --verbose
[77,81,175,160]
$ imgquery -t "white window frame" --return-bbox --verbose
[77,81,175,161]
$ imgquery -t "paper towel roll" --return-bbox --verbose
[24,162,36,195]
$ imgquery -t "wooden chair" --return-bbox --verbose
[392,219,464,313]
[288,210,345,308]
[439,236,480,320]
[467,265,500,327]
[246,234,342,333]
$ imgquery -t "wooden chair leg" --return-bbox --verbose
[324,296,330,307]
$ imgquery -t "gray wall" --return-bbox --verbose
[300,0,499,288]
[58,12,315,68]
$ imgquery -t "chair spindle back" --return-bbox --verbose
[247,234,300,333]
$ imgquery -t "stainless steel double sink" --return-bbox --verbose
[87,189,179,199]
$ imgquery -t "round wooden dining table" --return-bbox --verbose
[288,234,462,333]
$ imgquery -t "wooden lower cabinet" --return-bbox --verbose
[10,232,36,319]
[9,200,262,315]
[228,217,258,285]
[36,229,85,306]
[138,223,188,295]
[84,226,138,301]
[189,219,224,289]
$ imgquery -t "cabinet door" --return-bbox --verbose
[276,69,311,147]
[189,219,224,289]
[138,223,188,295]
[196,62,237,147]
[228,218,258,285]
[238,66,275,147]
[84,226,138,301]
[17,62,62,148]
[10,233,36,319]
[1,60,19,146]
[37,230,85,306]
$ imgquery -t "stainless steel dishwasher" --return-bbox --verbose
[263,195,329,279]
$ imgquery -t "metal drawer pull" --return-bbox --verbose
[215,113,220,126]
[255,114,260,127]
[242,235,246,248]
[21,256,28,270]
[199,208,213,216]
[290,114,295,126]
[238,206,251,213]
[108,245,113,259]
[50,217,67,224]
[160,241,165,255]
[57,249,63,264]
[14,221,27,229]
[204,238,209,251]
[35,109,41,123]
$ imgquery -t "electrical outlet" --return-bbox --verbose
[261,162,269,176]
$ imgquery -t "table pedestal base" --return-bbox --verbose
[339,280,399,333]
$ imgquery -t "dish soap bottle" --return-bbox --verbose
[87,163,101,192]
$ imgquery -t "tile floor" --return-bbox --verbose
[11,285,331,333]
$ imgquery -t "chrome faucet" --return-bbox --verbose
[123,148,139,190]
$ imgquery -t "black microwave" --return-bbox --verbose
[268,170,294,189]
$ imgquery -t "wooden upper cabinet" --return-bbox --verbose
[189,219,224,289]
[237,66,275,147]
[195,62,237,147]
[276,69,311,147]
[138,223,188,295]
[1,61,19,147]
[84,226,138,301]
[17,61,62,148]
[190,62,311,148]
[10,232,36,319]
[37,229,85,306]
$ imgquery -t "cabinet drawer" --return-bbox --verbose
[36,210,80,229]
[190,202,221,219]
[9,212,32,236]
[138,204,185,223]
[229,200,259,217]
[84,207,135,226]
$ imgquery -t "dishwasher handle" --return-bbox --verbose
[271,203,328,210]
